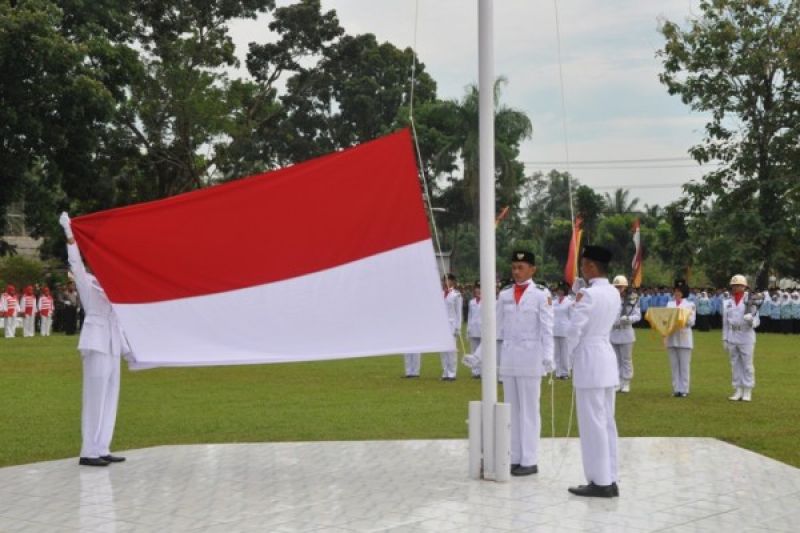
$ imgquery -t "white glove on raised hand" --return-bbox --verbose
[59,212,73,239]
[571,277,586,295]
[743,313,753,323]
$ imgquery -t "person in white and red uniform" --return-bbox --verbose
[1,285,21,338]
[20,285,38,337]
[466,281,482,378]
[723,274,760,402]
[39,287,55,336]
[60,212,132,467]
[497,250,554,476]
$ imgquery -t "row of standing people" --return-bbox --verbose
[0,282,84,338]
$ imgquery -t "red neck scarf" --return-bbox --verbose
[514,283,529,304]
[734,293,744,306]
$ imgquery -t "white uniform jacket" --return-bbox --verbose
[20,295,38,316]
[467,298,482,338]
[566,278,621,389]
[665,299,696,349]
[552,295,573,338]
[496,283,554,377]
[67,243,131,357]
[1,293,21,317]
[722,295,759,345]
[609,296,641,345]
[443,289,463,336]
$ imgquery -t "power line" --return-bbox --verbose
[523,157,706,165]
[525,164,717,170]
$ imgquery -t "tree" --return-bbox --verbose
[603,188,640,215]
[659,0,800,287]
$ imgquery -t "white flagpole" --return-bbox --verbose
[477,0,501,481]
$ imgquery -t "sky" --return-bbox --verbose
[229,0,713,208]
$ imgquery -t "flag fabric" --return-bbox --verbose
[631,218,643,288]
[495,206,510,228]
[71,129,455,369]
[564,216,583,286]
[645,307,692,337]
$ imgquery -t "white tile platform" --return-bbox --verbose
[1,438,799,532]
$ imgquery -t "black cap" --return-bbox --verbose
[511,250,535,265]
[582,245,612,264]
[674,279,688,297]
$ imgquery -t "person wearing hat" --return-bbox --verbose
[665,280,696,398]
[1,285,21,338]
[38,287,55,336]
[552,280,573,379]
[59,212,131,466]
[610,275,640,393]
[465,281,483,378]
[723,275,760,401]
[496,250,554,476]
[20,285,38,337]
[565,245,620,498]
[440,273,463,381]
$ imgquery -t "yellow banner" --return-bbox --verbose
[645,307,692,337]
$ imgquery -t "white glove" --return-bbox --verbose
[542,358,555,374]
[723,341,730,352]
[571,277,586,295]
[743,313,753,323]
[619,316,629,324]
[59,212,73,239]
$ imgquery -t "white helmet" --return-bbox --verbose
[612,275,629,287]
[729,274,748,287]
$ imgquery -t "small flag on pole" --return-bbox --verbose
[495,206,510,228]
[631,219,643,288]
[564,216,583,286]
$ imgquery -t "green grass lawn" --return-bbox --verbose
[1,329,799,468]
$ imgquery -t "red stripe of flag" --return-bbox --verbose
[71,129,430,304]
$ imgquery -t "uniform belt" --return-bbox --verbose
[612,324,632,330]
[730,325,749,332]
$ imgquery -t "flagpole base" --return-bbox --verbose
[468,401,482,480]
[494,402,511,482]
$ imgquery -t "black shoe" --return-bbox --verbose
[568,482,616,498]
[680,392,689,398]
[79,457,110,467]
[511,463,520,471]
[100,455,126,463]
[611,482,619,497]
[673,392,682,397]
[511,464,538,476]
[471,375,481,379]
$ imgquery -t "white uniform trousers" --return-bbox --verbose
[4,318,15,338]
[554,337,570,377]
[40,316,52,336]
[613,343,634,381]
[440,335,458,379]
[403,353,421,377]
[496,340,504,383]
[23,315,35,337]
[575,387,618,486]
[503,376,541,467]
[468,337,481,376]
[729,343,755,389]
[80,350,121,458]
[667,348,692,394]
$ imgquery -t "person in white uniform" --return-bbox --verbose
[723,275,760,402]
[609,276,641,393]
[566,245,621,498]
[60,212,132,467]
[440,273,463,381]
[20,286,38,337]
[552,281,572,379]
[38,287,55,336]
[665,280,696,397]
[497,250,554,476]
[403,352,421,378]
[1,285,21,338]
[466,281,482,378]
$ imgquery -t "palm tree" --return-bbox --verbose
[603,188,640,215]
[453,77,533,223]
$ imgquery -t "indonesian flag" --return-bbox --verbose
[564,216,583,286]
[70,130,455,369]
[631,219,643,288]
